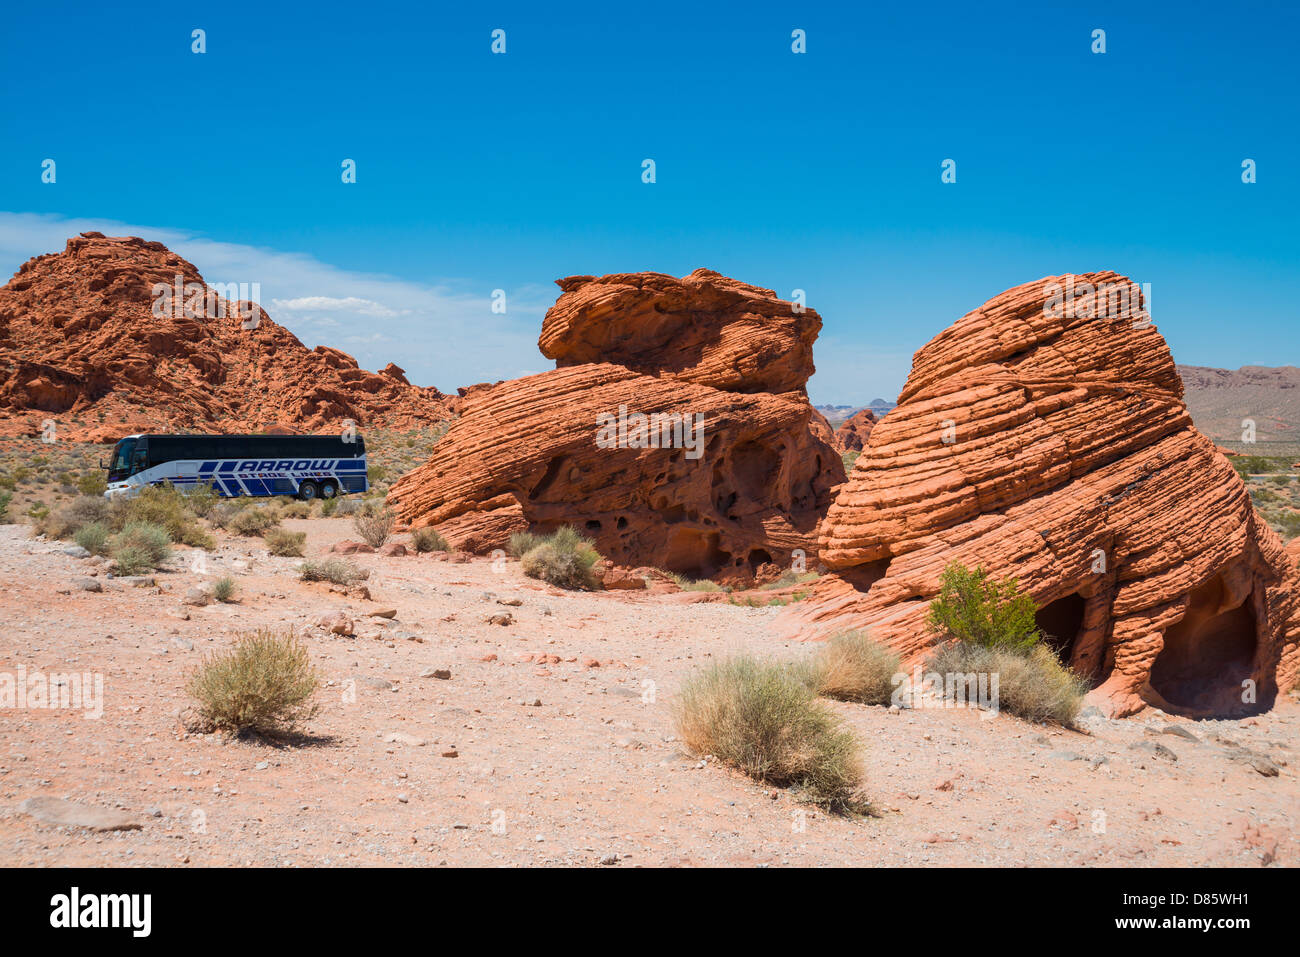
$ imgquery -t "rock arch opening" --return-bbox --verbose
[1035,592,1087,672]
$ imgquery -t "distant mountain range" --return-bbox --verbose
[820,366,1299,445]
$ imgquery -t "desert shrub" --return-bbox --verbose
[412,526,449,552]
[353,508,395,548]
[520,526,602,590]
[299,558,369,585]
[804,631,901,705]
[367,464,389,484]
[674,655,867,813]
[228,507,280,537]
[0,490,11,523]
[41,495,111,539]
[927,561,1041,650]
[668,572,722,592]
[264,527,306,557]
[110,522,171,572]
[760,569,821,590]
[185,629,321,736]
[73,521,111,556]
[332,498,361,517]
[212,576,237,603]
[1270,474,1292,487]
[1232,455,1280,476]
[927,641,1088,725]
[507,530,544,558]
[11,466,32,484]
[319,497,339,517]
[279,500,311,519]
[76,471,108,497]
[0,473,15,490]
[182,482,219,518]
[111,483,213,548]
[27,503,49,522]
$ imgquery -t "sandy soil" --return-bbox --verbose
[0,518,1294,867]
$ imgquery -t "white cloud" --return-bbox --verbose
[0,211,549,393]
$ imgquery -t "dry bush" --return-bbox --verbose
[228,507,280,537]
[299,558,368,585]
[674,654,868,813]
[927,642,1088,726]
[507,531,544,558]
[212,576,237,603]
[109,483,213,548]
[41,495,110,538]
[412,526,449,552]
[264,527,306,557]
[353,508,395,548]
[806,631,901,705]
[185,629,321,736]
[668,572,722,592]
[73,521,110,556]
[520,526,602,590]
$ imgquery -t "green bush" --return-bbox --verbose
[1269,474,1292,487]
[76,471,108,497]
[319,497,339,517]
[803,631,901,705]
[185,629,321,736]
[41,495,111,539]
[74,521,110,556]
[300,558,369,585]
[110,522,172,573]
[674,655,868,813]
[264,527,306,557]
[928,641,1088,725]
[927,561,1041,650]
[667,572,722,592]
[520,526,602,590]
[212,576,237,603]
[0,490,12,523]
[110,484,213,548]
[182,482,219,518]
[412,526,449,552]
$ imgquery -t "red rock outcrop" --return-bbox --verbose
[781,272,1300,718]
[834,408,877,452]
[388,269,845,580]
[0,233,454,440]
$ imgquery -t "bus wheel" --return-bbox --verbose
[320,480,338,500]
[297,480,320,501]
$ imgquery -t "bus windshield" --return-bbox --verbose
[108,437,137,482]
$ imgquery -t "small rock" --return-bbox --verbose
[419,668,452,680]
[182,587,212,607]
[383,732,427,747]
[369,608,398,619]
[74,577,102,593]
[18,797,142,832]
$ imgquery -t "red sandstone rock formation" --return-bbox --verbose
[833,408,877,452]
[781,272,1300,718]
[388,269,845,580]
[0,233,454,441]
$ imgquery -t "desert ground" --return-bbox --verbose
[0,515,1293,868]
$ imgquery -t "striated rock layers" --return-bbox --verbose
[834,407,877,453]
[0,233,454,440]
[388,269,845,579]
[781,272,1300,718]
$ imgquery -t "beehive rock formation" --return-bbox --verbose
[782,272,1300,718]
[0,233,454,440]
[834,408,877,452]
[388,269,845,579]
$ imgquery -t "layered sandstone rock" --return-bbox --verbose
[782,272,1300,717]
[0,233,454,440]
[389,269,845,580]
[833,408,877,452]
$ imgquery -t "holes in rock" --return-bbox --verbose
[840,557,892,594]
[747,548,773,572]
[662,528,729,579]
[616,516,628,530]
[728,441,780,501]
[585,520,602,532]
[1035,592,1086,670]
[1148,575,1262,715]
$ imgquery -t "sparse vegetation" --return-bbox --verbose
[185,629,321,736]
[353,508,395,548]
[0,490,14,523]
[412,526,449,553]
[507,530,544,558]
[76,471,107,497]
[212,575,238,603]
[674,654,868,813]
[667,572,723,592]
[803,631,901,705]
[519,526,602,590]
[228,507,280,538]
[299,558,369,585]
[264,527,307,556]
[109,483,214,548]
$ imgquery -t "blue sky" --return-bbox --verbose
[1,0,1296,403]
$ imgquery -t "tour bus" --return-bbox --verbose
[103,433,368,501]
